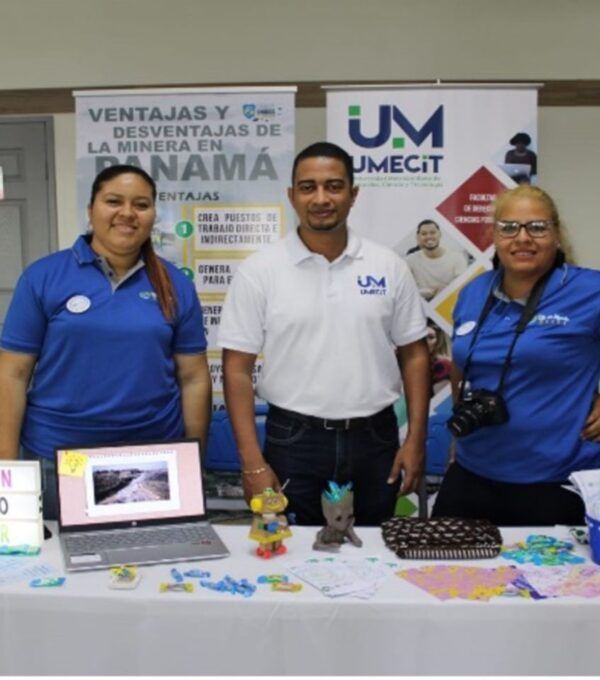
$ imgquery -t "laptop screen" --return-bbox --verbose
[56,440,206,529]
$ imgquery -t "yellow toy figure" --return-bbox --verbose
[249,487,292,558]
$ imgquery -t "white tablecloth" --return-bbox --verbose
[0,523,598,675]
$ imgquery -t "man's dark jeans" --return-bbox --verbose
[263,405,400,526]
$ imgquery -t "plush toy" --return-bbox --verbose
[249,487,292,559]
[313,481,363,552]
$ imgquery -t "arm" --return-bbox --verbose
[388,338,430,494]
[450,362,462,403]
[222,348,280,503]
[582,393,600,442]
[174,353,212,453]
[0,350,37,459]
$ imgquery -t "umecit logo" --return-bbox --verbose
[529,313,570,327]
[357,275,387,296]
[348,104,444,175]
[139,291,158,302]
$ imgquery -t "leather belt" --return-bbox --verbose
[267,404,394,431]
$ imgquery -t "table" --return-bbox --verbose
[0,523,598,675]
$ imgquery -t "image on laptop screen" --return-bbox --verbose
[57,440,206,528]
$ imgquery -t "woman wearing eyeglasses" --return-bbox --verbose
[432,185,600,526]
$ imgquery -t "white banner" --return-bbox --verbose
[327,87,537,310]
[75,87,296,405]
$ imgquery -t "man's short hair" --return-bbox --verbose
[292,142,354,186]
[416,219,440,233]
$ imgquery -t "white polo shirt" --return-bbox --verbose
[218,228,427,419]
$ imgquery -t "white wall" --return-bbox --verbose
[2,0,599,86]
[3,0,600,266]
[53,114,78,246]
[538,107,600,266]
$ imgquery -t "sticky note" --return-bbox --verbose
[59,451,87,477]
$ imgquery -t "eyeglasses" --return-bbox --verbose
[494,220,555,239]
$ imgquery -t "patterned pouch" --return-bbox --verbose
[381,516,503,559]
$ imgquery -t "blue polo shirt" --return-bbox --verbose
[452,265,600,483]
[1,236,207,459]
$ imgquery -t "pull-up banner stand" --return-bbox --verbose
[326,84,538,515]
[75,86,297,407]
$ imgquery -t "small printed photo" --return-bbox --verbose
[499,131,538,185]
[426,319,452,396]
[394,219,473,301]
[92,461,171,505]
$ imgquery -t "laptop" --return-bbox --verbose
[499,162,532,182]
[55,439,230,571]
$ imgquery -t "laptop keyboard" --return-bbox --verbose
[64,525,214,553]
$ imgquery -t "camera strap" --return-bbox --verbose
[459,267,555,399]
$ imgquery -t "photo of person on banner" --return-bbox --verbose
[0,164,212,519]
[503,131,538,184]
[399,219,468,301]
[218,141,430,527]
[433,185,600,526]
[393,319,451,436]
[426,320,452,396]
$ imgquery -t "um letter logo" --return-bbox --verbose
[357,275,386,288]
[348,105,444,149]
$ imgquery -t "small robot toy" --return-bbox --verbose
[249,487,292,559]
[313,481,362,552]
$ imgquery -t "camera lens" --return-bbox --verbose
[447,398,485,437]
[447,389,509,438]
[447,412,477,438]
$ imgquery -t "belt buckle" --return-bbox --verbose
[323,418,350,431]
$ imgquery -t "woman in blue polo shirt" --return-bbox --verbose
[0,165,211,519]
[432,185,600,526]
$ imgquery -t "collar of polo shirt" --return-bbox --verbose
[286,228,364,265]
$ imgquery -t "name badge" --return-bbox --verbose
[455,320,476,336]
[66,295,91,314]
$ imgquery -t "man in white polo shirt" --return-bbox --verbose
[218,142,429,526]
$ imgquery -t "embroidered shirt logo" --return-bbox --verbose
[357,275,387,296]
[139,291,158,302]
[529,313,570,327]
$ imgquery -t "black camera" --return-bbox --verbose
[447,389,509,438]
